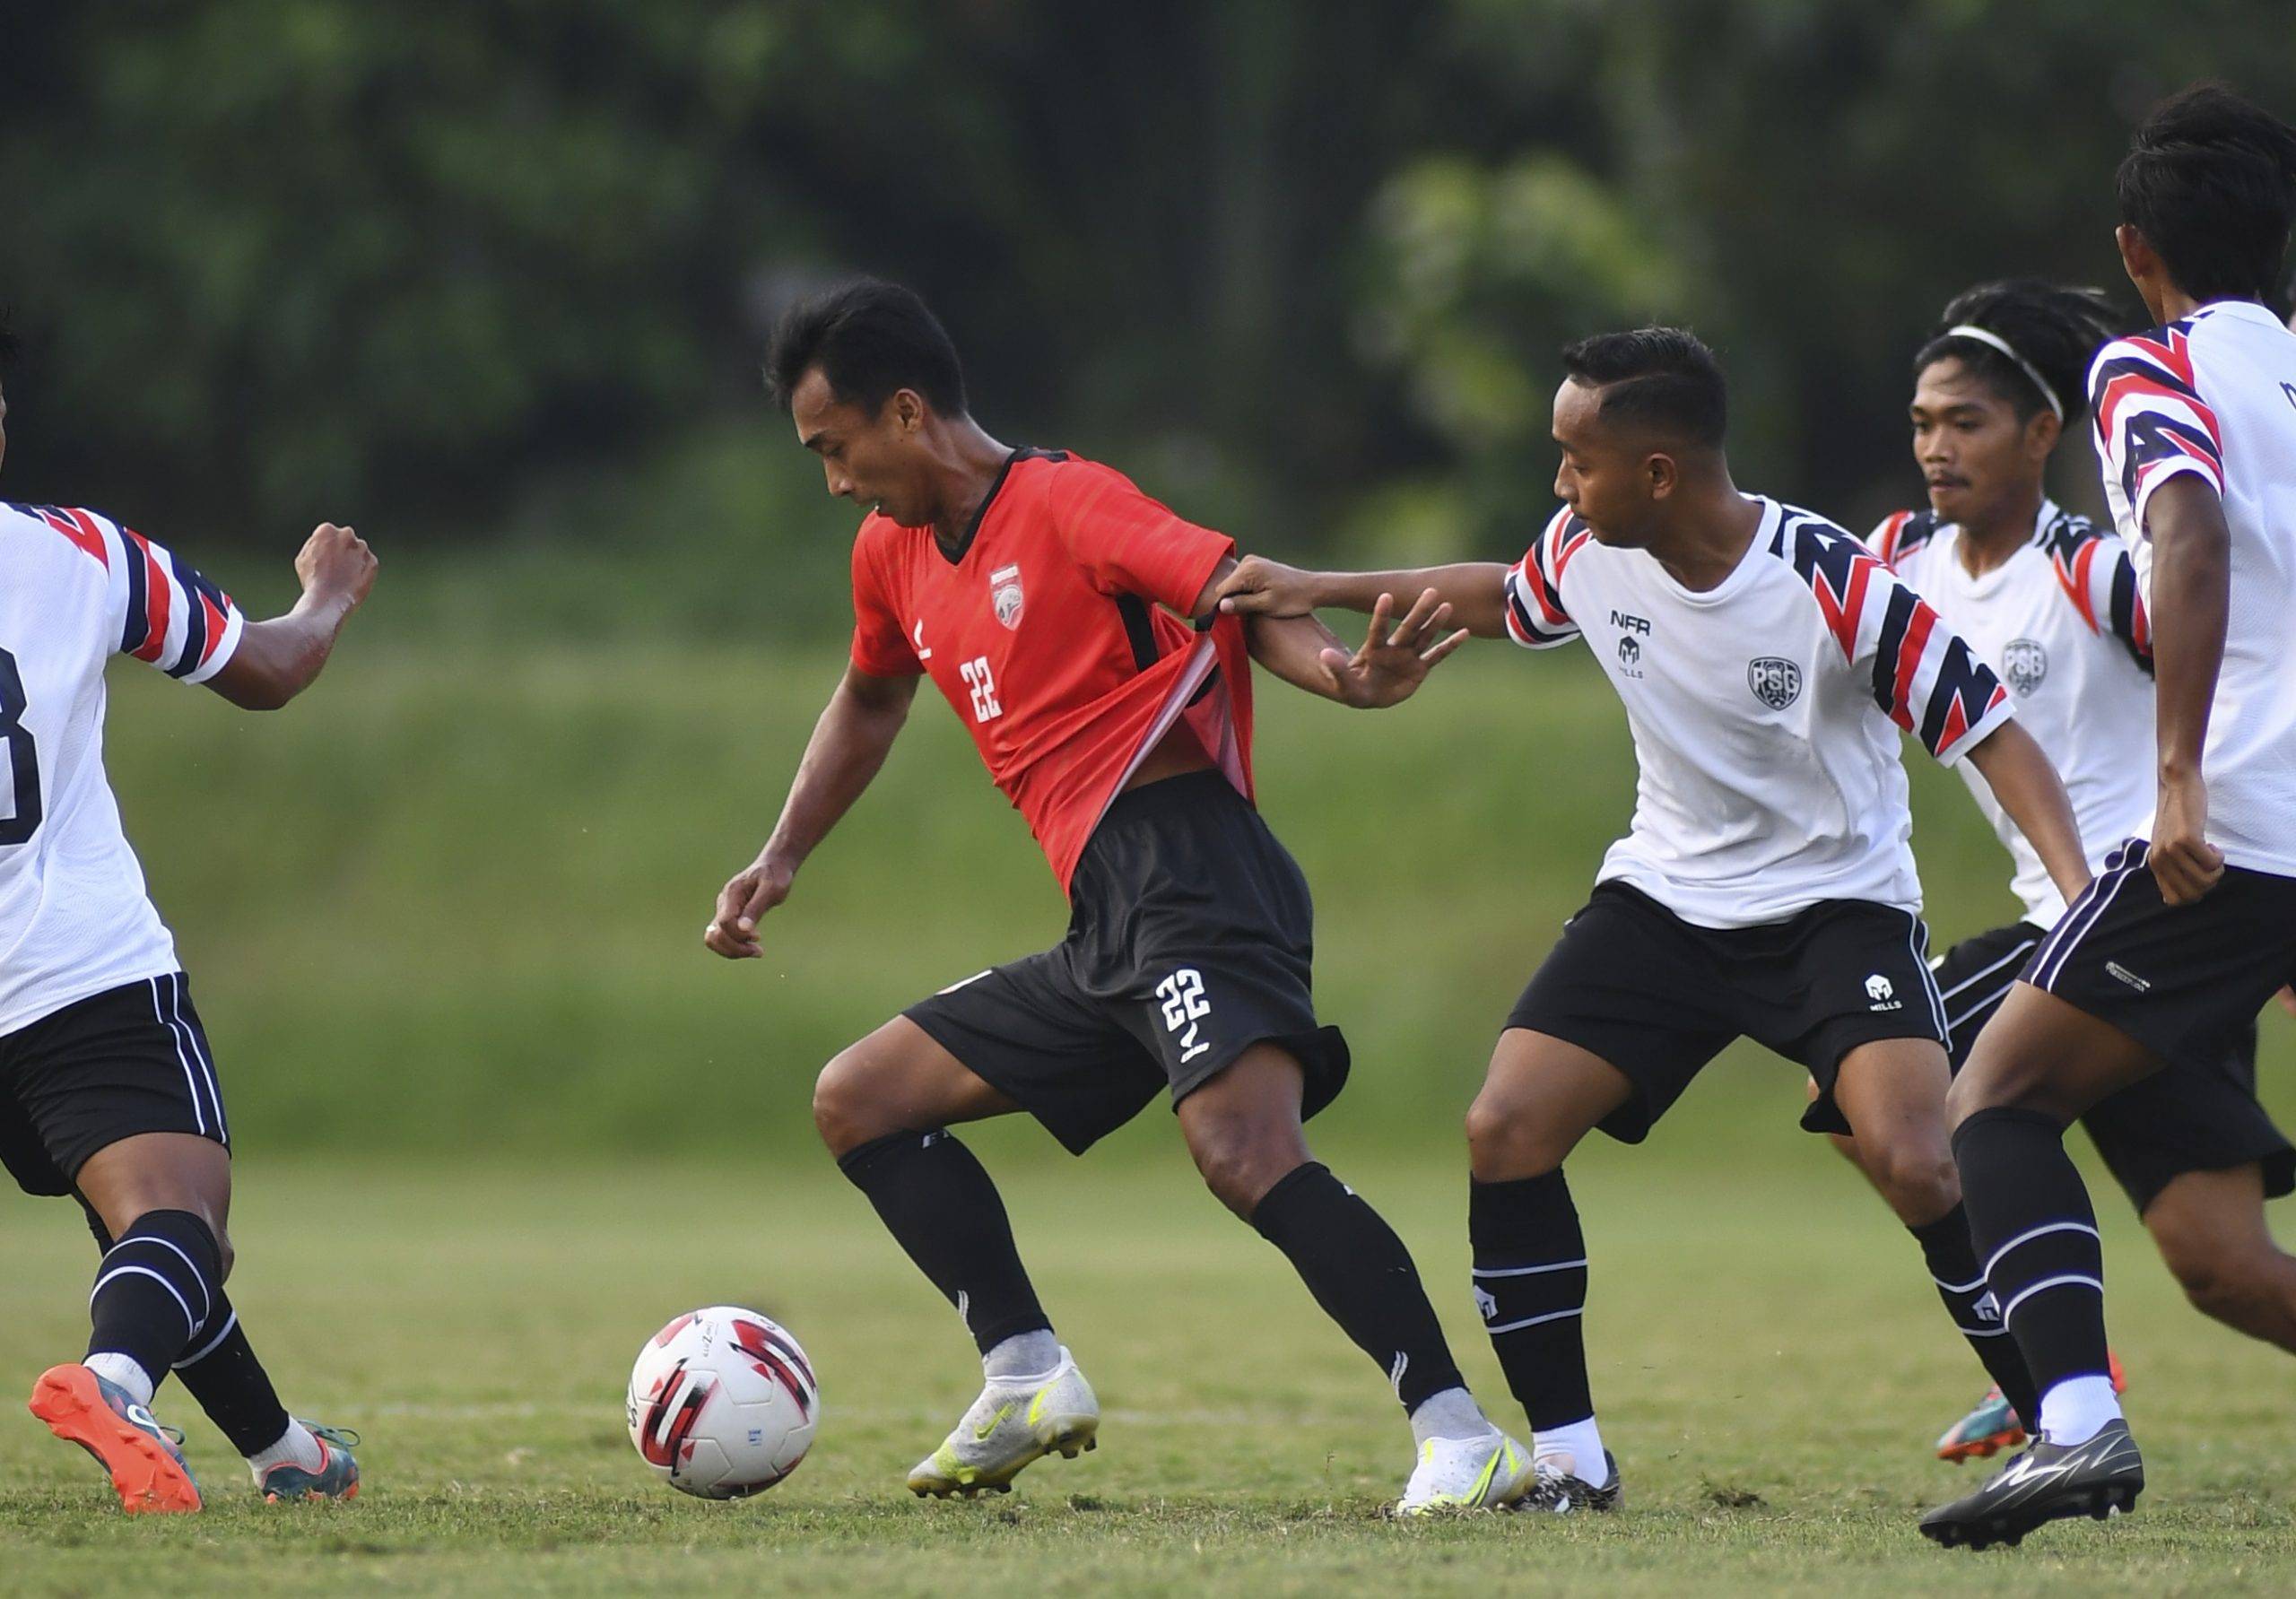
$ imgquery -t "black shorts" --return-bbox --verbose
[1506,882,1947,1143]
[0,973,229,1197]
[905,771,1349,1155]
[2007,839,2296,1212]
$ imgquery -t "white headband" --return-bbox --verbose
[1944,324,2064,421]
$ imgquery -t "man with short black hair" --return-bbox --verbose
[1218,326,2090,1514]
[1923,83,2296,1551]
[710,279,1535,1513]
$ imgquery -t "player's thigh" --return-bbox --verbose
[2142,1164,2279,1297]
[1950,981,2161,1126]
[1465,1029,1636,1182]
[812,1013,1022,1156]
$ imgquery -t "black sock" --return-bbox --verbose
[171,1294,293,1456]
[1469,1170,1592,1430]
[77,1200,291,1455]
[1910,1202,2040,1425]
[1248,1161,1465,1412]
[838,1130,1050,1354]
[86,1209,221,1386]
[1952,1107,2110,1398]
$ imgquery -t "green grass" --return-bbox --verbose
[4,1147,2292,1595]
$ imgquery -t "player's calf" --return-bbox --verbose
[2146,1171,2296,1353]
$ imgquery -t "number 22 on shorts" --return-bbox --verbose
[1157,968,1211,1064]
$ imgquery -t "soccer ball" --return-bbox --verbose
[626,1306,818,1498]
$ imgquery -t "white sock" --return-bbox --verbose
[2037,1374,2121,1447]
[1408,1386,1492,1446]
[247,1418,325,1479]
[1534,1416,1611,1488]
[982,1330,1061,1382]
[83,1352,154,1409]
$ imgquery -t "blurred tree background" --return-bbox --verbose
[4,1,2287,628]
[0,4,2292,1164]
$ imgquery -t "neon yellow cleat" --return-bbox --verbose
[1392,1429,1536,1516]
[905,1347,1099,1499]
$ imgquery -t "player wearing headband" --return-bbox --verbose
[1848,282,2293,1469]
[1924,84,2296,1551]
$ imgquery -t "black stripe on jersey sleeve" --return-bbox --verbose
[119,528,148,654]
[1868,580,1918,718]
[165,551,210,678]
[2106,559,2151,675]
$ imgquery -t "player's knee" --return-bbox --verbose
[1186,1119,1305,1216]
[2153,1223,2255,1323]
[1464,1091,1561,1182]
[811,1047,886,1158]
[1869,1143,1961,1221]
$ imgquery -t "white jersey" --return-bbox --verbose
[2091,300,2296,878]
[0,502,244,1035]
[1874,501,2153,928]
[1502,496,2014,929]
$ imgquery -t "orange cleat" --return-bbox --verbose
[1935,1351,2128,1464]
[28,1363,203,1514]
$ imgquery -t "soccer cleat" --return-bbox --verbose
[27,1363,204,1515]
[1935,1385,2023,1464]
[1919,1419,2143,1551]
[1935,1351,2126,1464]
[1392,1428,1536,1516]
[905,1347,1099,1499]
[1509,1449,1623,1516]
[258,1421,362,1502]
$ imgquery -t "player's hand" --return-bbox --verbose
[1216,556,1319,618]
[1319,589,1468,708]
[705,856,795,960]
[2151,766,2224,906]
[295,523,378,608]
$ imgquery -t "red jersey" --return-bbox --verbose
[848,448,1256,891]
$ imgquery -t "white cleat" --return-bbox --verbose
[1392,1428,1536,1516]
[905,1347,1100,1499]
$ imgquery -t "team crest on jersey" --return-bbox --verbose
[989,564,1024,630]
[1747,656,1802,710]
[2002,637,2048,696]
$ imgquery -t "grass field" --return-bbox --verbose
[5,1143,2293,1596]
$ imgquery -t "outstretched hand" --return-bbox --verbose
[1216,556,1318,618]
[1318,589,1469,708]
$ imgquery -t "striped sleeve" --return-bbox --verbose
[2090,327,2224,528]
[1500,509,1587,650]
[2042,515,2152,674]
[1784,516,2013,767]
[79,510,247,684]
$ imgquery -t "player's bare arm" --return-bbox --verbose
[1187,557,1465,708]
[2144,473,2232,905]
[1215,556,1512,639]
[705,663,919,959]
[1962,719,2091,907]
[208,523,377,710]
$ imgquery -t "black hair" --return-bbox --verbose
[2117,83,2296,304]
[1913,280,2120,427]
[1558,326,1728,448]
[765,279,967,417]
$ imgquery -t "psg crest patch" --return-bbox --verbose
[2002,637,2048,695]
[1747,656,1802,710]
[989,563,1024,630]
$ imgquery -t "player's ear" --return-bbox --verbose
[2022,407,2061,460]
[1644,450,1679,500]
[2114,223,2156,288]
[890,388,926,435]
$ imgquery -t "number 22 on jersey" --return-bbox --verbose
[960,656,1004,724]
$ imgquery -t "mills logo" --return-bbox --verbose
[989,564,1024,630]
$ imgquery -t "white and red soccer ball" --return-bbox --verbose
[627,1306,817,1498]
